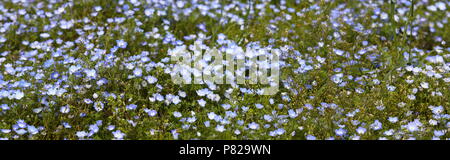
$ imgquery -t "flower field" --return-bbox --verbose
[0,0,449,140]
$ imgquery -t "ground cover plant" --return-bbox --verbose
[0,0,449,140]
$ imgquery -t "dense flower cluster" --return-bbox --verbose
[0,0,449,140]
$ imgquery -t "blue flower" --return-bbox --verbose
[126,104,137,110]
[94,102,104,112]
[144,109,157,117]
[17,120,27,128]
[187,117,196,123]
[288,109,298,118]
[116,40,127,49]
[264,115,273,122]
[248,122,259,130]
[1,104,10,110]
[76,131,88,138]
[306,135,316,140]
[356,127,366,134]
[197,99,206,107]
[84,69,97,79]
[173,111,182,118]
[107,125,115,131]
[207,112,216,120]
[204,121,210,127]
[144,75,157,84]
[12,90,24,100]
[388,117,398,123]
[404,119,423,132]
[89,124,99,133]
[1,129,11,134]
[62,122,72,128]
[133,68,142,77]
[255,104,264,109]
[221,104,231,110]
[40,33,50,38]
[215,125,225,132]
[370,120,382,130]
[434,130,445,137]
[84,99,93,104]
[60,105,70,114]
[16,129,27,135]
[112,130,126,140]
[50,72,60,79]
[335,128,347,136]
[27,126,39,135]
